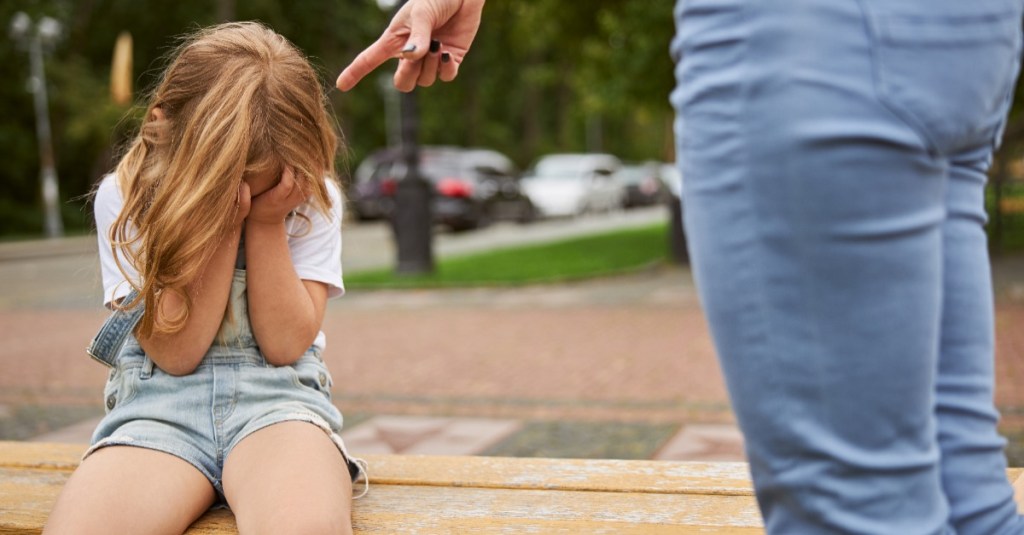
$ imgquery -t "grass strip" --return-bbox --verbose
[346,222,670,289]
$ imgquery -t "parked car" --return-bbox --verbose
[661,163,682,199]
[520,153,623,218]
[350,146,534,231]
[350,152,395,221]
[662,163,688,264]
[615,162,672,209]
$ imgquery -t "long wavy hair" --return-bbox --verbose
[111,22,339,337]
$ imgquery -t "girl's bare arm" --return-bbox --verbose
[244,168,327,366]
[136,185,250,375]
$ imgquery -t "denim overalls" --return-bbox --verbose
[84,264,366,501]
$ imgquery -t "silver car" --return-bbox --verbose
[521,153,624,218]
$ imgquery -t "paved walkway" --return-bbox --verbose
[6,211,1024,463]
[3,208,747,461]
[11,262,746,461]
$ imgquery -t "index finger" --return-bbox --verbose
[336,38,395,91]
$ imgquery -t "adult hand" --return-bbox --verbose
[336,0,485,93]
[246,167,308,226]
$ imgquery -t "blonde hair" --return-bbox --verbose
[111,22,339,337]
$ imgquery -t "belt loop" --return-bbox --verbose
[140,356,155,380]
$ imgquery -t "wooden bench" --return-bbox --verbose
[3,441,1023,534]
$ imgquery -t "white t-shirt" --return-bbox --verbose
[94,174,345,350]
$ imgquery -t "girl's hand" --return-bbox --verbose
[233,180,252,228]
[247,167,308,226]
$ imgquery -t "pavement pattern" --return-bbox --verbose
[5,211,1024,464]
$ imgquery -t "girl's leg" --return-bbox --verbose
[936,152,1023,535]
[222,421,354,535]
[44,446,216,535]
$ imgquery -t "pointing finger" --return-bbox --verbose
[336,37,396,91]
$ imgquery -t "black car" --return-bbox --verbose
[350,146,534,231]
[614,162,672,209]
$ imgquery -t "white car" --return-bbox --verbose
[521,154,624,218]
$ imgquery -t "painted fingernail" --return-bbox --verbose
[429,39,441,53]
[441,52,451,64]
[401,43,416,54]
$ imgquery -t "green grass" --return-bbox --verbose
[345,223,671,289]
[989,181,1024,253]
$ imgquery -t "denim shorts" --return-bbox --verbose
[84,270,366,501]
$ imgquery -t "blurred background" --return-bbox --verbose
[2,1,1024,465]
[0,0,674,236]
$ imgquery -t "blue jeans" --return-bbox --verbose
[672,0,1024,532]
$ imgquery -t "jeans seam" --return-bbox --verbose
[857,0,941,156]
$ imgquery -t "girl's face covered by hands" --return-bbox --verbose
[244,166,309,225]
[244,167,281,197]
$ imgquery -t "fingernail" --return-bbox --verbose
[441,52,451,64]
[429,39,441,53]
[401,43,416,54]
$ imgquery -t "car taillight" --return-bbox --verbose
[380,178,397,196]
[437,178,473,198]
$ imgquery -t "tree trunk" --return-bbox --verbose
[216,0,236,22]
[991,154,1006,253]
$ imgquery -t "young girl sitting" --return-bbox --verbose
[45,22,365,535]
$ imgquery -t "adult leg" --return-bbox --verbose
[45,446,216,535]
[936,151,1023,535]
[673,0,952,531]
[222,421,354,535]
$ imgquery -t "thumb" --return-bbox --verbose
[399,3,436,61]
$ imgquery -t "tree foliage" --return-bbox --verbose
[0,1,668,236]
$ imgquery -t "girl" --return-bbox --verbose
[45,22,365,535]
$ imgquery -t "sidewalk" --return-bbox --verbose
[12,262,747,462]
[6,215,1024,463]
[1,207,744,461]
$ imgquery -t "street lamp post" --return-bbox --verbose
[378,0,434,275]
[10,12,64,239]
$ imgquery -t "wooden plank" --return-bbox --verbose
[366,455,755,496]
[349,484,763,533]
[0,441,753,496]
[0,467,762,535]
[3,441,1022,535]
[0,467,67,535]
[0,442,83,472]
[1013,468,1024,513]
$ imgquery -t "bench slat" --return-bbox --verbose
[0,442,82,471]
[0,467,762,534]
[0,441,753,495]
[4,442,1022,534]
[368,455,755,496]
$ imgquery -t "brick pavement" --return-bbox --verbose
[5,250,1024,462]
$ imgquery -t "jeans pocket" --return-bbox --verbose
[865,2,1022,153]
[288,353,333,400]
[102,364,138,413]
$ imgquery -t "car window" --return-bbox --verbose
[420,157,462,182]
[370,160,397,181]
[354,158,378,184]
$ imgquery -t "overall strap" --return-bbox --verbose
[86,289,144,368]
